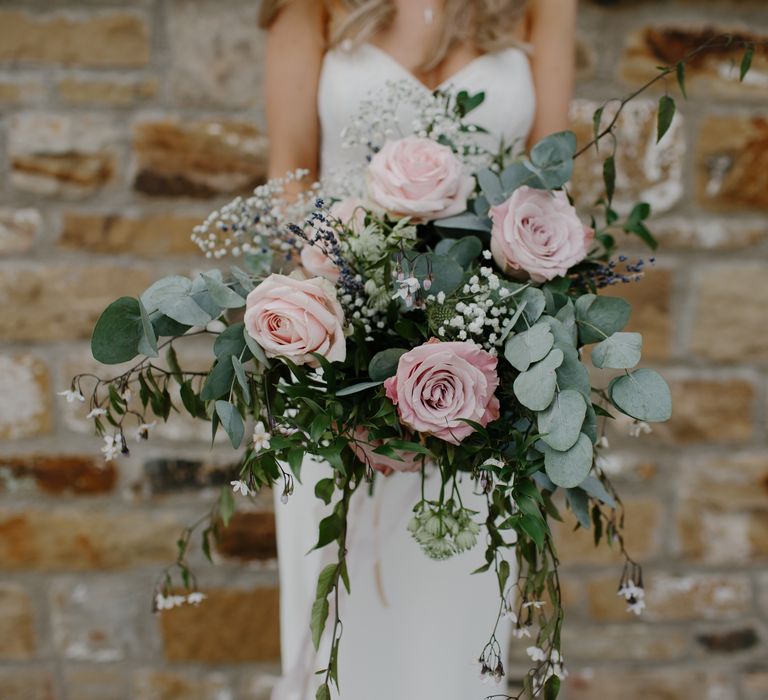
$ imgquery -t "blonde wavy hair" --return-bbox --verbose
[259,0,530,69]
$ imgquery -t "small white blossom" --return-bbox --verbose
[134,421,156,442]
[629,421,652,437]
[186,592,206,605]
[252,421,272,452]
[523,600,545,610]
[512,625,532,639]
[231,480,250,496]
[101,434,122,462]
[526,646,547,662]
[86,407,107,419]
[58,389,85,403]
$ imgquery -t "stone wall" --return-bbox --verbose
[0,1,766,698]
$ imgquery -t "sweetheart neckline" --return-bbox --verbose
[359,42,525,92]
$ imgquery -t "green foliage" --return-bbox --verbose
[656,95,676,143]
[91,297,144,364]
[609,368,672,422]
[542,433,593,488]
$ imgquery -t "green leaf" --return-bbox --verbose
[513,348,564,411]
[336,380,384,397]
[231,355,250,404]
[542,433,593,488]
[315,563,337,600]
[609,368,672,422]
[603,155,616,205]
[201,272,246,309]
[368,348,407,382]
[555,348,591,398]
[519,513,546,551]
[500,161,537,193]
[592,332,642,369]
[579,475,617,508]
[575,294,631,344]
[214,322,250,359]
[400,252,464,297]
[143,276,214,327]
[141,275,191,313]
[137,297,159,358]
[230,266,255,292]
[316,684,331,700]
[215,400,244,449]
[435,236,483,268]
[477,169,505,205]
[166,345,183,383]
[314,477,335,505]
[314,512,342,550]
[219,486,236,527]
[310,596,330,650]
[504,321,554,372]
[676,61,687,98]
[740,45,754,82]
[150,312,190,338]
[91,297,143,365]
[566,487,590,529]
[544,674,561,700]
[528,130,577,189]
[592,105,604,144]
[538,390,587,451]
[243,326,271,367]
[200,358,235,401]
[435,212,492,233]
[656,95,676,143]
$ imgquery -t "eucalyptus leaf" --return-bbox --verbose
[435,236,483,268]
[609,368,672,422]
[336,380,385,396]
[575,294,631,344]
[215,400,244,449]
[579,475,617,508]
[513,348,564,411]
[566,487,591,529]
[477,169,505,205]
[190,273,222,319]
[517,287,546,326]
[435,212,492,233]
[243,327,271,367]
[141,276,191,314]
[542,432,593,488]
[582,402,598,444]
[91,297,143,365]
[592,331,642,369]
[400,252,464,297]
[214,322,251,359]
[231,355,250,404]
[150,312,191,338]
[555,348,591,398]
[201,359,235,401]
[369,348,407,382]
[137,298,159,358]
[202,272,246,309]
[230,266,255,292]
[500,161,536,193]
[538,389,587,451]
[504,321,554,372]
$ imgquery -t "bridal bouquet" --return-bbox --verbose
[65,58,730,697]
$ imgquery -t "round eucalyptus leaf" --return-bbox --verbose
[609,368,672,422]
[201,272,246,309]
[141,276,191,314]
[504,321,554,372]
[513,348,563,411]
[91,297,142,365]
[538,389,587,451]
[435,236,483,268]
[592,332,642,369]
[575,294,632,345]
[555,347,591,398]
[582,402,598,444]
[369,348,408,382]
[543,432,593,488]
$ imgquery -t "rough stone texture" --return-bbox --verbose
[570,98,685,214]
[0,455,116,495]
[0,669,55,700]
[0,78,44,105]
[59,212,201,256]
[216,511,277,561]
[690,264,768,363]
[8,113,122,196]
[167,1,264,109]
[0,509,181,570]
[132,119,268,198]
[63,666,128,700]
[159,587,281,663]
[620,26,768,100]
[697,115,768,212]
[0,10,150,67]
[0,207,41,255]
[742,671,768,700]
[0,584,37,658]
[0,355,51,440]
[643,217,767,250]
[57,77,159,106]
[561,624,689,661]
[0,263,151,341]
[133,669,234,700]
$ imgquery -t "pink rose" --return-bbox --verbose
[368,136,475,222]
[244,274,346,367]
[490,186,594,282]
[349,427,422,476]
[300,198,366,283]
[384,339,500,445]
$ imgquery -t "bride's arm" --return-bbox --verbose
[263,0,326,187]
[526,0,578,145]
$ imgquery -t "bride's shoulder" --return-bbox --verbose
[259,0,328,36]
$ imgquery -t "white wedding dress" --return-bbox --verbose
[272,42,536,700]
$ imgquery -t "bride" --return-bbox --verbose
[258,1,576,698]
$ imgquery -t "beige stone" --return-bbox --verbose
[159,587,280,663]
[649,377,755,445]
[8,114,122,197]
[743,672,768,700]
[63,667,128,700]
[0,355,51,440]
[0,455,116,495]
[57,77,158,106]
[637,217,766,251]
[0,669,55,700]
[697,115,768,212]
[0,208,41,255]
[690,264,768,362]
[216,511,277,561]
[0,10,149,67]
[133,119,268,197]
[620,26,768,100]
[0,509,181,570]
[0,584,36,658]
[587,572,751,622]
[167,1,264,108]
[562,623,688,661]
[0,262,151,341]
[566,668,736,700]
[555,497,661,565]
[570,98,685,215]
[0,79,44,105]
[133,669,234,700]
[60,212,201,256]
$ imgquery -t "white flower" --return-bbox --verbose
[523,600,545,610]
[526,646,547,662]
[597,435,610,449]
[134,421,156,442]
[618,580,646,615]
[392,276,420,301]
[101,434,122,462]
[627,597,646,615]
[436,291,446,304]
[252,422,271,452]
[231,480,250,496]
[120,387,133,402]
[504,609,518,624]
[58,389,85,403]
[629,421,652,437]
[86,407,107,419]
[512,625,532,639]
[186,592,206,605]
[155,593,187,611]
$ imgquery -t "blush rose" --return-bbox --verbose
[244,274,346,367]
[490,186,594,282]
[367,136,475,222]
[384,339,500,445]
